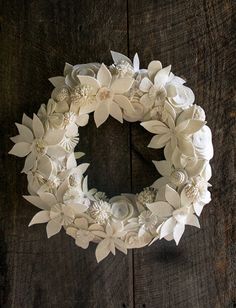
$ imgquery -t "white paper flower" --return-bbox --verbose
[152,155,206,190]
[147,185,200,244]
[93,222,127,262]
[37,99,64,129]
[89,200,111,224]
[192,125,214,160]
[25,180,88,238]
[78,63,135,127]
[66,217,104,249]
[110,50,140,77]
[181,177,211,216]
[138,210,158,236]
[123,230,152,249]
[64,62,100,87]
[109,195,134,221]
[9,114,66,173]
[141,115,206,157]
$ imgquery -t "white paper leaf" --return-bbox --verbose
[8,142,31,157]
[165,185,180,209]
[95,238,111,262]
[148,134,170,149]
[48,76,65,88]
[44,129,65,145]
[78,76,100,94]
[140,120,169,135]
[21,152,35,173]
[139,77,153,92]
[160,217,176,239]
[110,50,131,65]
[151,176,169,190]
[97,63,112,87]
[29,211,50,226]
[15,123,33,143]
[46,220,62,238]
[76,114,89,127]
[94,102,109,127]
[22,114,33,129]
[153,160,172,177]
[23,195,50,210]
[114,95,135,113]
[173,223,185,245]
[33,114,44,139]
[154,65,171,87]
[38,192,57,207]
[109,102,123,123]
[111,78,134,94]
[133,53,140,72]
[147,201,173,217]
[186,214,200,228]
[148,60,162,79]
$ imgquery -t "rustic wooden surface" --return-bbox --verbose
[0,0,235,307]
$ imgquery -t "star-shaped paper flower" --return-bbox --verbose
[9,114,65,173]
[147,185,200,244]
[93,221,127,262]
[78,63,135,127]
[141,115,206,158]
[25,180,88,238]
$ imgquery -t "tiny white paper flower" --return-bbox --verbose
[94,222,127,262]
[66,217,104,249]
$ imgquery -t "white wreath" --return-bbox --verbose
[9,51,213,262]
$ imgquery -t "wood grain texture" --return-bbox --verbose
[0,0,235,307]
[0,1,133,307]
[129,0,236,307]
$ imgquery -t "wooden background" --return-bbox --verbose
[0,0,235,307]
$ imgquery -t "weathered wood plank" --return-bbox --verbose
[0,1,133,307]
[128,0,236,307]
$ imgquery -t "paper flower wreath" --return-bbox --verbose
[9,51,213,262]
